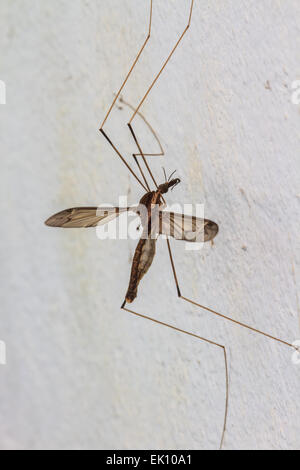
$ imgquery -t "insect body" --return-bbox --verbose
[125,177,217,303]
[45,176,218,304]
[125,182,169,304]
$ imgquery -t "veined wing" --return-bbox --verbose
[45,206,137,228]
[159,211,218,243]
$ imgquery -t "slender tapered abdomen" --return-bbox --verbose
[125,237,157,303]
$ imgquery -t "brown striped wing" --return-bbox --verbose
[45,207,137,228]
[159,211,218,243]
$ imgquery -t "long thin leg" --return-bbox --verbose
[121,302,229,450]
[128,122,159,190]
[166,238,299,352]
[99,1,153,192]
[132,154,151,192]
[119,96,165,192]
[100,128,148,192]
[100,1,193,190]
[126,0,194,189]
[129,0,194,124]
[119,96,165,158]
[100,1,153,130]
[128,122,167,205]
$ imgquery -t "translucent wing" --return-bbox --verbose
[45,206,137,228]
[159,211,218,243]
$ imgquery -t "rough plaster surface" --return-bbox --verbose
[0,0,300,450]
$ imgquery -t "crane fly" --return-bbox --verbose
[45,0,299,450]
[45,175,218,304]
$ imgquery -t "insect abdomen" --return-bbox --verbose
[125,237,156,303]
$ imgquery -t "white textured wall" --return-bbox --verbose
[0,0,300,450]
